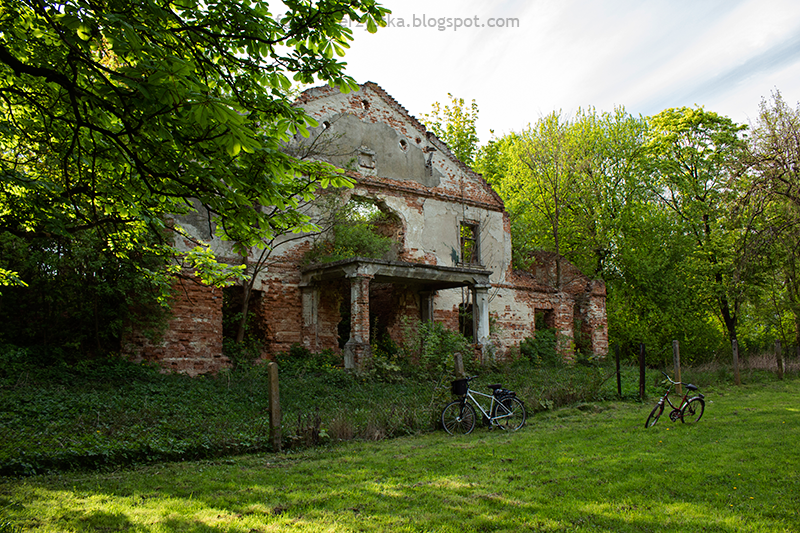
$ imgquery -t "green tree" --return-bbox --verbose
[508,112,581,287]
[0,0,388,287]
[743,91,800,350]
[480,107,732,362]
[0,0,388,354]
[485,109,648,284]
[421,93,480,167]
[644,107,749,349]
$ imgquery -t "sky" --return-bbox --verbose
[337,0,800,142]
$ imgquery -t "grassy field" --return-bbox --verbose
[1,378,798,532]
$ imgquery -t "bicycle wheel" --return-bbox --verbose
[681,397,705,424]
[492,397,526,430]
[441,400,476,435]
[645,403,664,428]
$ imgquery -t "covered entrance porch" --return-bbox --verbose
[300,258,492,370]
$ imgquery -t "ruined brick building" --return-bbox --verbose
[125,82,608,375]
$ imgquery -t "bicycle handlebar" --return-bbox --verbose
[660,371,684,387]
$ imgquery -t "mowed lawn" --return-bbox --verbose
[1,379,798,532]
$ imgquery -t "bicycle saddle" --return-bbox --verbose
[488,384,502,391]
[686,383,698,391]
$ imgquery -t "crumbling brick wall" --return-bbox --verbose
[124,277,228,376]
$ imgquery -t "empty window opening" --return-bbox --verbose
[460,222,480,265]
[535,309,555,331]
[222,286,267,344]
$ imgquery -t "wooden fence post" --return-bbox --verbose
[672,340,682,396]
[776,340,784,381]
[268,361,281,453]
[453,352,465,378]
[615,344,621,398]
[639,343,646,400]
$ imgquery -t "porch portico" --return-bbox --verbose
[300,258,492,369]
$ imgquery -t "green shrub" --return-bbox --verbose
[520,328,560,367]
[222,337,263,370]
[273,343,344,376]
[0,344,160,387]
[0,230,171,358]
[303,197,395,264]
[396,319,473,377]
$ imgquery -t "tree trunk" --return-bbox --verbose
[716,270,739,350]
[235,254,253,344]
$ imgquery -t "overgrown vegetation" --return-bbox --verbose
[0,231,172,357]
[304,196,396,264]
[2,379,798,532]
[520,328,560,367]
[2,343,796,478]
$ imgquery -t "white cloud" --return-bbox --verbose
[341,0,800,140]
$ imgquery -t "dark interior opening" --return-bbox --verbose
[222,286,266,342]
[535,309,555,331]
[459,302,474,341]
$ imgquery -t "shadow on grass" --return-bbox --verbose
[2,379,798,532]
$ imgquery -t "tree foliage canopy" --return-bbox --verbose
[477,104,770,362]
[421,93,480,167]
[0,0,388,353]
[0,0,388,284]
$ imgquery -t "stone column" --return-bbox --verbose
[301,285,320,351]
[472,284,492,362]
[343,273,373,370]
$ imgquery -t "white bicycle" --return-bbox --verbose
[441,376,526,434]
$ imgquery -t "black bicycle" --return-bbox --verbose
[645,371,705,428]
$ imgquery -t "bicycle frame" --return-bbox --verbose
[657,383,691,414]
[463,380,524,426]
[645,371,705,428]
[463,388,506,424]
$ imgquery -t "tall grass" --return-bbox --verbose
[1,343,797,476]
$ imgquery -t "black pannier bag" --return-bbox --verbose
[451,379,469,396]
